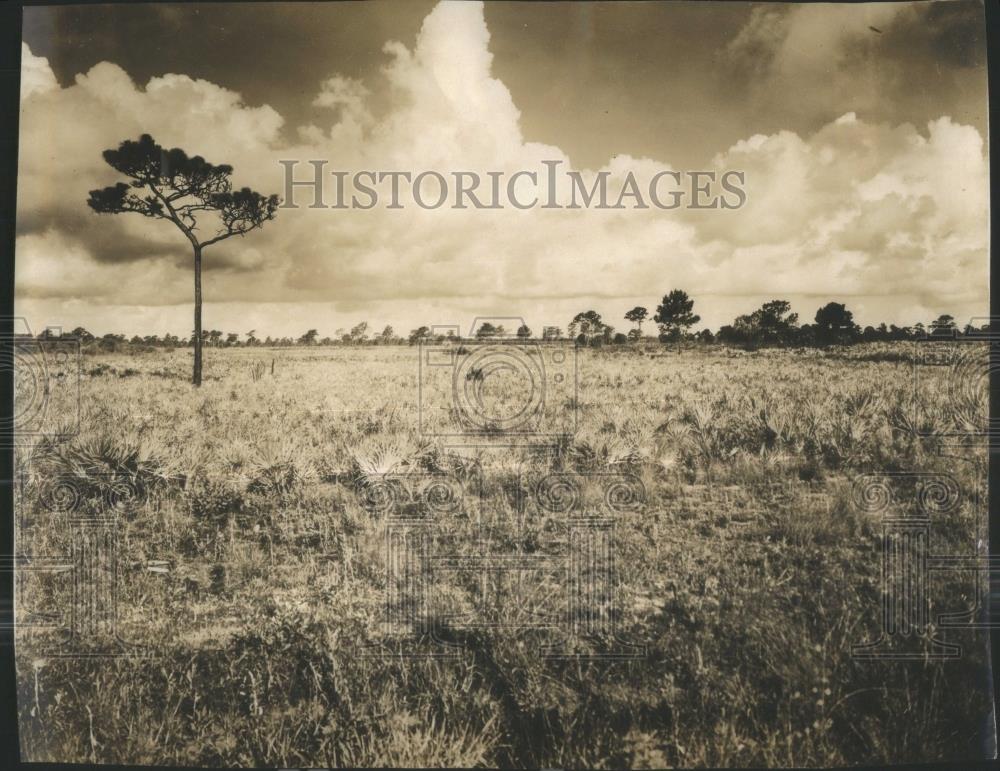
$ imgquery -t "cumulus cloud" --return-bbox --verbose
[14,1,989,336]
[700,113,987,304]
[20,42,58,100]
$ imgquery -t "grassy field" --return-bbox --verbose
[14,343,994,767]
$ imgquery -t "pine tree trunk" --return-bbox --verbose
[193,244,203,387]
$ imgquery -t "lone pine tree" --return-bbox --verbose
[88,134,278,386]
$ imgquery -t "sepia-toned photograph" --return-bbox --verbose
[7,0,996,767]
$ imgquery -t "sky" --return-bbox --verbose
[15,0,990,338]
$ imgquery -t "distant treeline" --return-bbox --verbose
[28,291,987,353]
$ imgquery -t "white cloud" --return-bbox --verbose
[14,1,989,336]
[20,42,58,100]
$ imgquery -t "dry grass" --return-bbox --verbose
[14,343,993,767]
